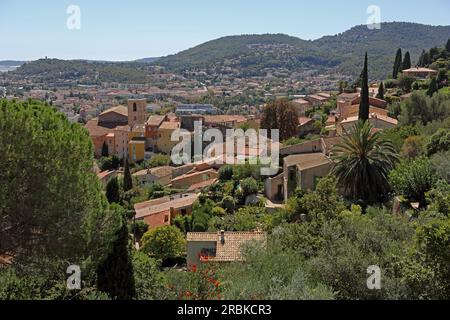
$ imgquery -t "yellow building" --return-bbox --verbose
[156,121,181,154]
[128,139,146,163]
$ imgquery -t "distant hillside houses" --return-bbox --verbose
[175,104,219,115]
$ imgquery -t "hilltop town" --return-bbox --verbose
[1,21,450,301]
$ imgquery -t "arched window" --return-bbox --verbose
[133,103,137,112]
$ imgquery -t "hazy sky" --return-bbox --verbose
[1,0,449,61]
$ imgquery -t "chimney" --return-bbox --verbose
[220,230,225,245]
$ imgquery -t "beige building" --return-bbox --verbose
[291,98,311,116]
[171,168,219,190]
[283,153,332,203]
[338,113,398,134]
[133,166,173,186]
[402,67,438,79]
[113,125,130,159]
[186,231,267,267]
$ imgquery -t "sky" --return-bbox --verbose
[0,0,449,61]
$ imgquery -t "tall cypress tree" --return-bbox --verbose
[123,158,133,192]
[393,48,402,79]
[377,82,384,100]
[402,51,411,70]
[106,177,120,204]
[427,77,438,97]
[101,141,109,157]
[446,39,450,52]
[97,207,135,300]
[359,53,370,122]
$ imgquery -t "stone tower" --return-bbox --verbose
[127,99,146,128]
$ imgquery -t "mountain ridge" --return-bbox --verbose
[153,22,450,78]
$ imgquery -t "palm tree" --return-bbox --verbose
[331,121,399,204]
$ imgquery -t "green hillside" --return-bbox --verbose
[155,22,450,78]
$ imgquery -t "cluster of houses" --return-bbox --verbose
[87,88,400,266]
[265,89,398,204]
[85,99,253,163]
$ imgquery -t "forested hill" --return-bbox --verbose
[315,22,450,77]
[155,22,450,78]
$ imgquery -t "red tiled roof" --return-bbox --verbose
[159,121,180,130]
[188,178,218,191]
[146,115,166,127]
[135,193,199,219]
[85,119,113,137]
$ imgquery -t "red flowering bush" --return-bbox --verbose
[166,263,223,300]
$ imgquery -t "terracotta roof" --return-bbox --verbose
[188,178,218,191]
[99,105,128,117]
[370,113,399,125]
[322,136,344,153]
[402,67,438,73]
[349,104,387,115]
[85,119,113,137]
[308,94,328,101]
[171,169,218,183]
[114,125,130,132]
[187,231,267,262]
[317,92,331,99]
[298,117,314,126]
[134,166,173,178]
[341,113,398,125]
[338,92,360,101]
[135,193,199,219]
[292,98,310,105]
[159,121,180,130]
[146,115,166,127]
[97,170,115,180]
[203,115,247,124]
[134,196,172,211]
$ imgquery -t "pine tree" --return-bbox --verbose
[359,53,370,122]
[106,177,120,204]
[123,158,133,192]
[97,207,136,300]
[402,51,411,70]
[427,77,438,97]
[101,141,109,157]
[393,48,402,79]
[446,39,450,52]
[377,82,385,100]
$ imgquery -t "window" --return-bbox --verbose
[181,208,187,216]
[201,248,216,257]
[133,103,137,112]
[164,215,169,223]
